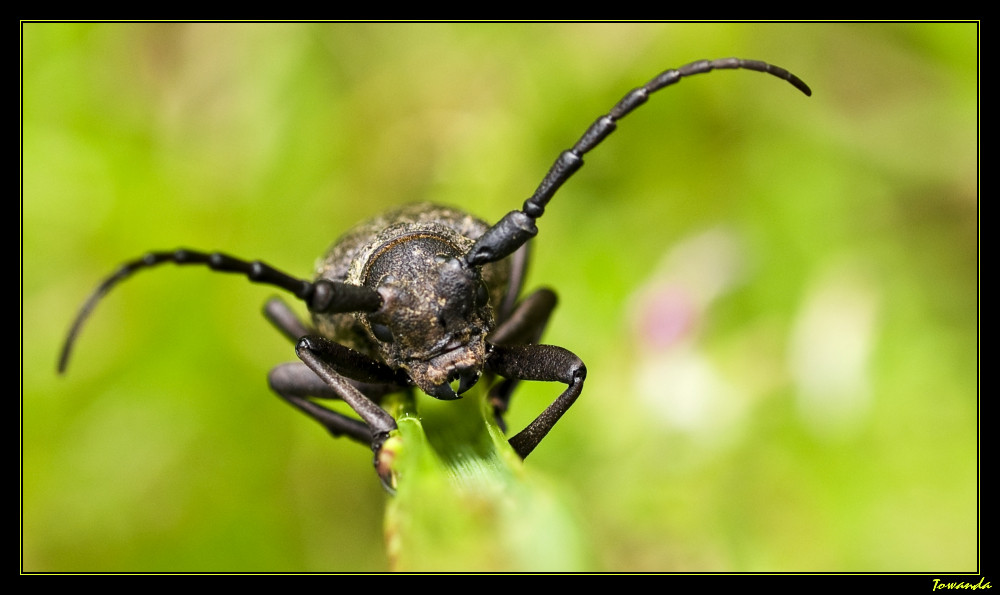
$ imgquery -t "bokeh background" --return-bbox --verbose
[22,23,978,572]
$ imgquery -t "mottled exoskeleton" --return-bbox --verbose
[59,58,811,488]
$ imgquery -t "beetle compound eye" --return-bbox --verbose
[371,321,394,343]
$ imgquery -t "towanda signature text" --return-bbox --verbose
[932,578,991,591]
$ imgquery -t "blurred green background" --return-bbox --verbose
[22,23,978,572]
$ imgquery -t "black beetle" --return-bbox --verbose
[59,57,811,488]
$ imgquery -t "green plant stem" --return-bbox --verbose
[381,386,588,571]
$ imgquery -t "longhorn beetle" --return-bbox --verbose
[59,58,811,489]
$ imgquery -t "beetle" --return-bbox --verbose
[59,57,811,489]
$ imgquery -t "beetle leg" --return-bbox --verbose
[487,288,558,430]
[264,297,314,343]
[486,343,586,459]
[268,362,373,445]
[294,336,400,453]
[268,359,404,492]
[490,287,557,345]
[497,243,532,321]
[269,336,405,487]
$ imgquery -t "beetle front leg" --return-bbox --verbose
[294,336,400,449]
[487,288,558,430]
[268,356,401,490]
[269,336,404,487]
[268,362,373,445]
[486,343,586,459]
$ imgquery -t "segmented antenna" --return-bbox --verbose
[466,57,812,266]
[58,249,381,373]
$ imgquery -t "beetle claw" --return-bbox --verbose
[426,381,461,400]
[374,433,401,494]
[457,369,480,395]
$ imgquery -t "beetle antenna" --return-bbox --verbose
[466,57,812,266]
[58,249,381,374]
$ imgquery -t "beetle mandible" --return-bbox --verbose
[59,58,811,489]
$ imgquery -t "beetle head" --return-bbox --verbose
[363,234,494,399]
